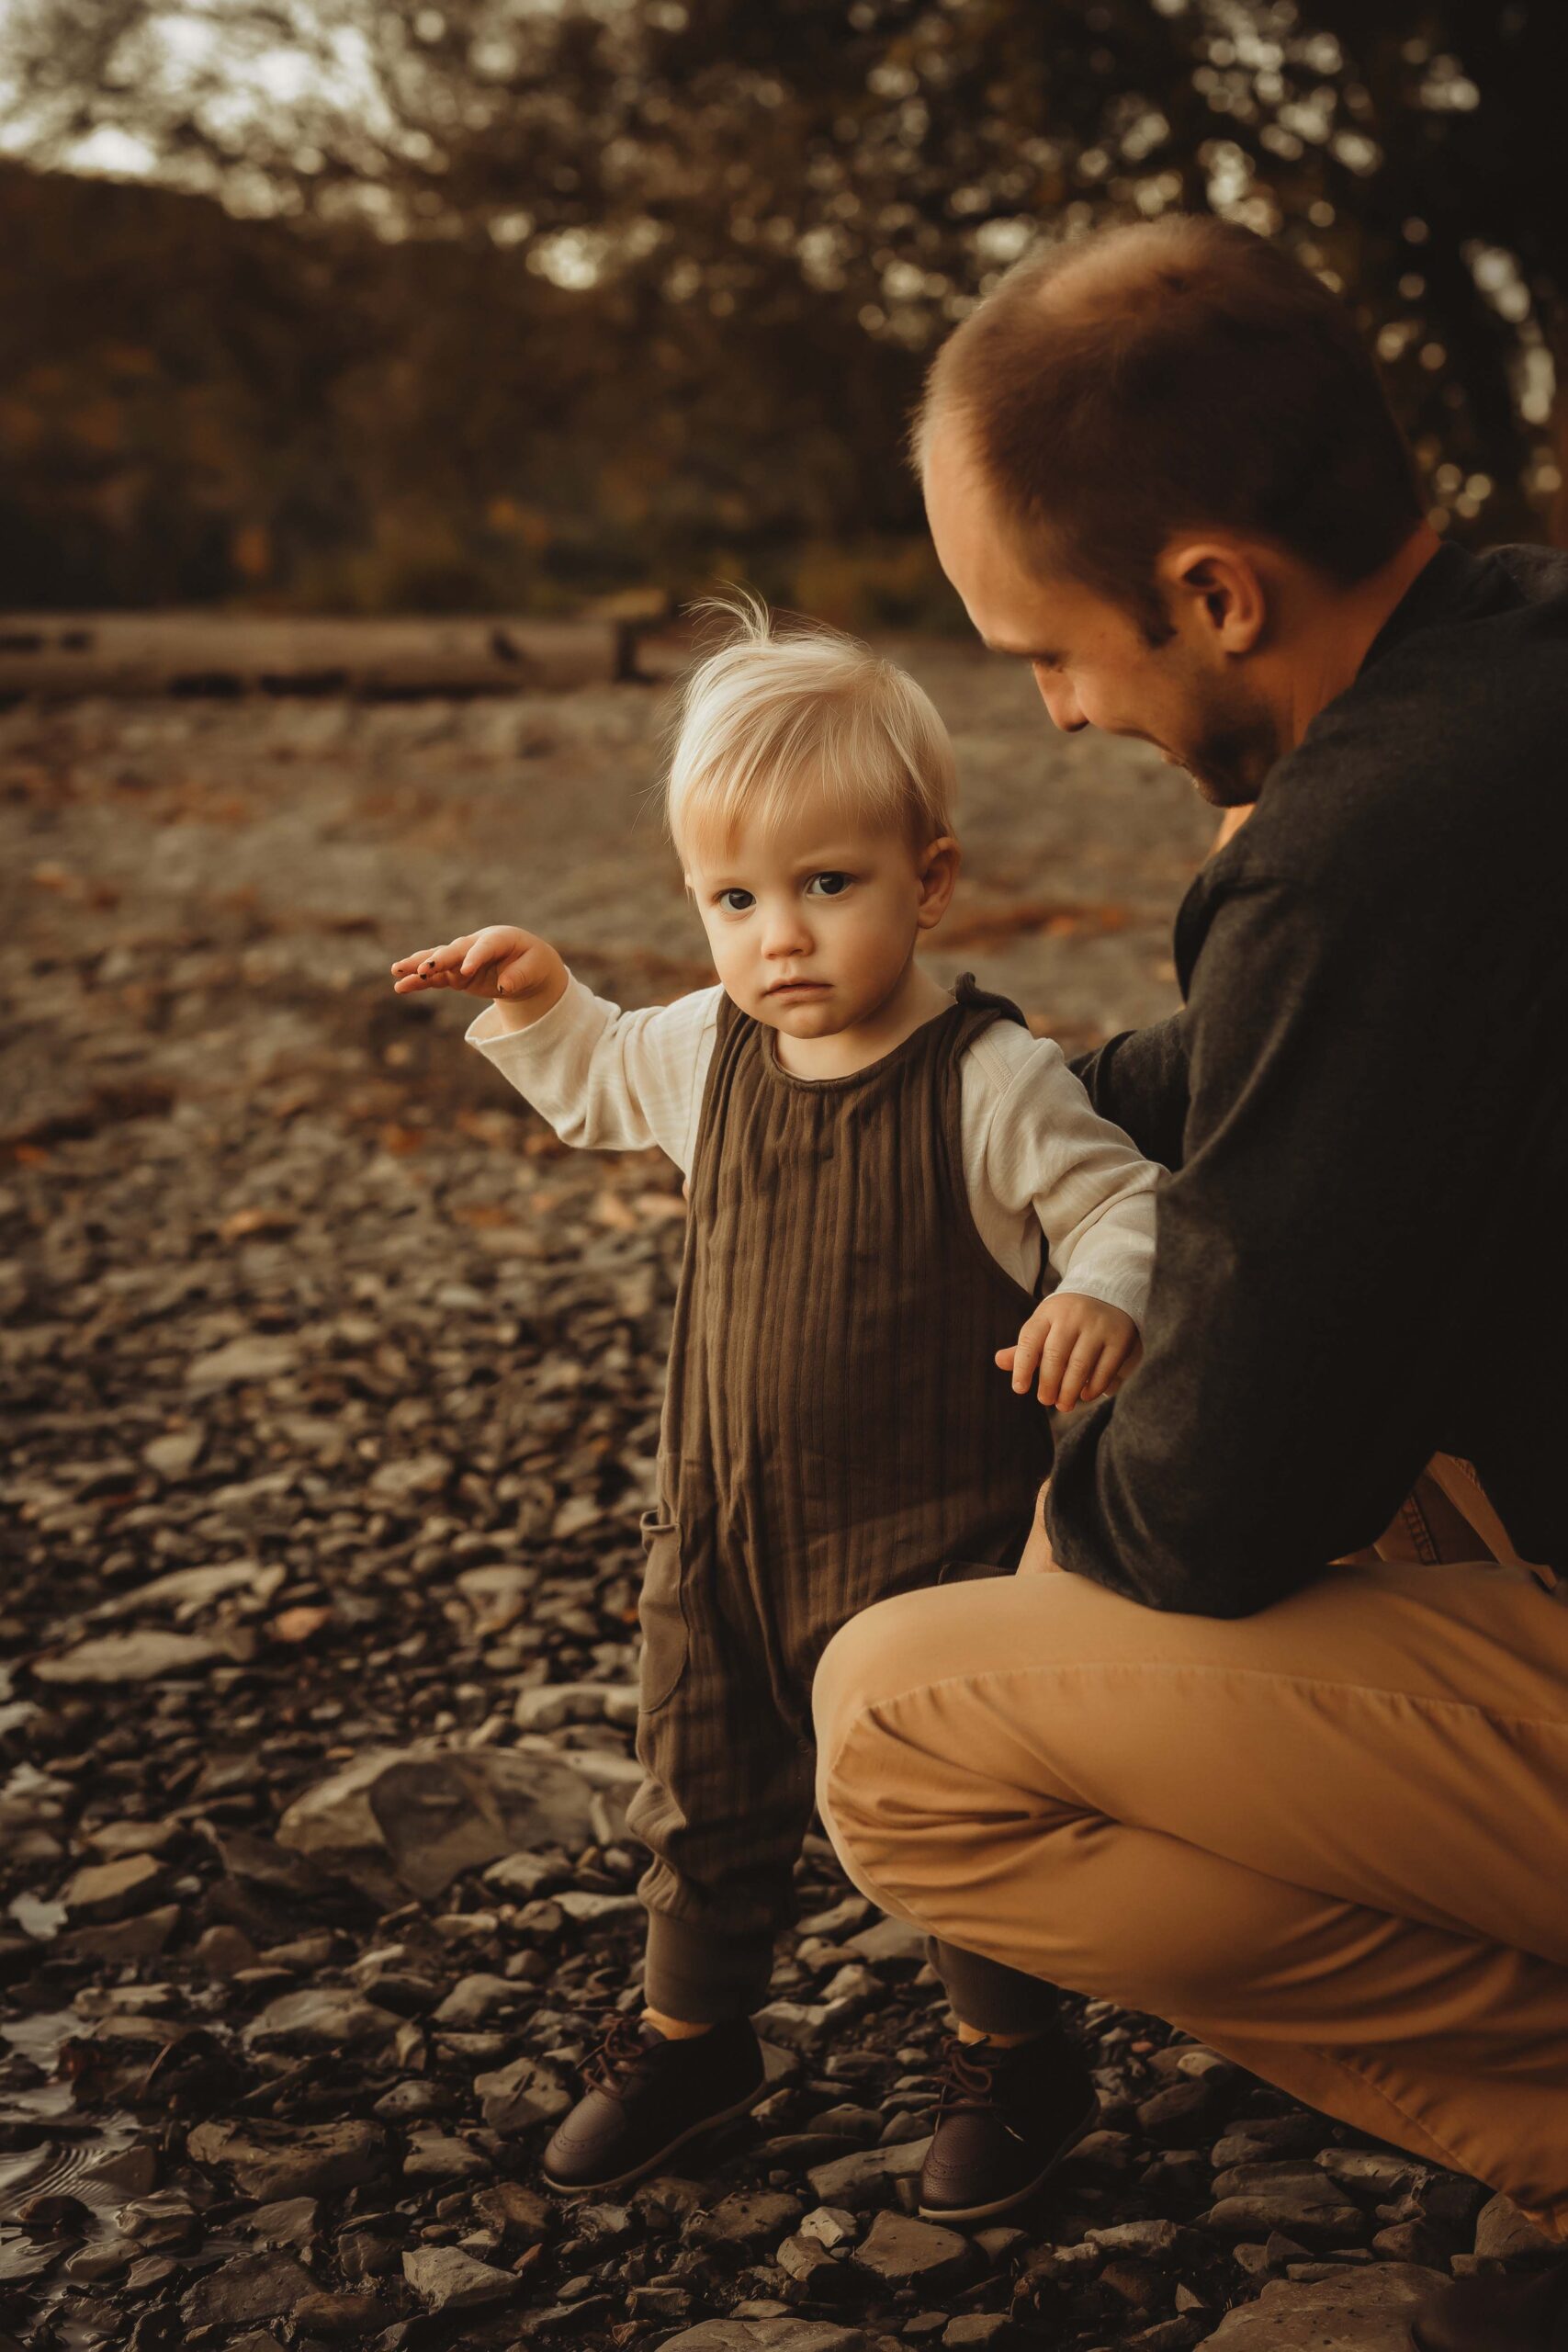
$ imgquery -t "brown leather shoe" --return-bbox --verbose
[1409,2259,1568,2350]
[918,2027,1099,2223]
[541,2013,766,2193]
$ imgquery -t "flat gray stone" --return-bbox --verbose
[246,2198,318,2249]
[473,2052,572,2132]
[1473,2190,1556,2261]
[186,1334,300,1390]
[59,1852,173,1922]
[854,2211,973,2289]
[243,1986,401,2055]
[33,1630,225,1685]
[430,1972,522,2028]
[1203,2161,1368,2248]
[276,1742,600,1899]
[844,1918,928,1967]
[806,2135,931,2212]
[402,2245,521,2311]
[683,2189,804,2250]
[1315,2148,1420,2198]
[1197,2264,1446,2346]
[187,2118,387,2201]
[180,2251,316,2327]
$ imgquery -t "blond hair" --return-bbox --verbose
[665,594,955,865]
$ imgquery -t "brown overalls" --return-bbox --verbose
[626,973,1065,2027]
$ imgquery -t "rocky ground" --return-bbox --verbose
[1,656,1551,2351]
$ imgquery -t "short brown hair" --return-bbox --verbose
[917,216,1423,632]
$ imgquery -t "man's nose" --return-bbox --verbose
[1034,671,1088,732]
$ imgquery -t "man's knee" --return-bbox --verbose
[812,1582,952,1766]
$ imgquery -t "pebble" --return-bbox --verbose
[685,2189,804,2250]
[806,2136,932,2211]
[401,2244,522,2310]
[1472,2190,1557,2261]
[854,2211,974,2289]
[1203,2162,1369,2248]
[180,2251,317,2327]
[243,1986,403,2054]
[1194,2262,1447,2346]
[472,2052,573,2130]
[186,2119,387,2201]
[32,1629,225,1684]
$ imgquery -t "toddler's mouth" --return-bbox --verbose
[767,978,829,994]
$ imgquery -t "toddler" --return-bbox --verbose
[391,603,1163,2220]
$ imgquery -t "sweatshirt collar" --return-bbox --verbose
[1358,538,1487,680]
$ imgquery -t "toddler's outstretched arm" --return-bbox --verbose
[392,925,722,1171]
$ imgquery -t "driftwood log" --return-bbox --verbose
[0,611,688,700]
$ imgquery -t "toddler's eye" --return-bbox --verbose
[806,872,852,899]
[716,888,754,914]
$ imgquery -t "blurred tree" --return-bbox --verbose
[0,0,1560,610]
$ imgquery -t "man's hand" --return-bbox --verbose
[997,1294,1143,1412]
[390,925,568,1027]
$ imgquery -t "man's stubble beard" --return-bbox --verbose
[1182,683,1283,809]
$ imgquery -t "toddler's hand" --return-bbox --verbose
[997,1295,1143,1412]
[389,924,565,1010]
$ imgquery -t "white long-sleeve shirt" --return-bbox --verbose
[468,977,1162,1324]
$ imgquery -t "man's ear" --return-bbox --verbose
[1160,540,1268,656]
[916,832,961,930]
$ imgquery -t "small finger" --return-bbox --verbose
[1033,1326,1075,1408]
[1080,1344,1117,1403]
[1011,1327,1047,1395]
[1060,1332,1104,1412]
[421,938,471,975]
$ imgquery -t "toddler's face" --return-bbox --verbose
[683,794,949,1038]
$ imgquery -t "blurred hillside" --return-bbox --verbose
[2,0,1563,622]
[0,161,936,624]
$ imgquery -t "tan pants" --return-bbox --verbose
[813,1481,1568,2236]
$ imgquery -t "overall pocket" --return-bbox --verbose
[637,1506,689,1713]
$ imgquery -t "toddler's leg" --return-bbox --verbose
[630,1637,819,2024]
[539,1590,816,2193]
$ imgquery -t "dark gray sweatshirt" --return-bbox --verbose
[1056,539,1568,1614]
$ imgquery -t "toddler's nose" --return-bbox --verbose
[761,910,813,957]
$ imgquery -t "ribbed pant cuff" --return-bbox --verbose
[643,1904,774,2025]
[931,1938,1064,2036]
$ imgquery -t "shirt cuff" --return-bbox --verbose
[1053,1273,1150,1328]
[464,971,595,1063]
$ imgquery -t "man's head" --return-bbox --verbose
[918,216,1430,805]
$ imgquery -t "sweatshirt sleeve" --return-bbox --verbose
[1046,860,1493,1617]
[979,1030,1163,1325]
[464,975,722,1176]
[1070,1011,1191,1172]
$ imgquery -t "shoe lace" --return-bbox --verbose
[936,2038,1004,2117]
[582,2012,650,2098]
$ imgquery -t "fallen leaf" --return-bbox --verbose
[220,1207,298,1244]
[269,1607,333,1645]
[592,1190,638,1232]
[632,1191,685,1223]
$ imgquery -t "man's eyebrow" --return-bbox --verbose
[983,638,1062,664]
